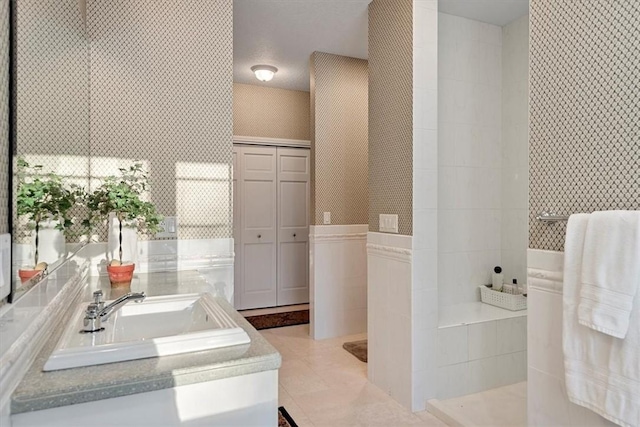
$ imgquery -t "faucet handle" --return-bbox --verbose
[86,302,100,318]
[93,290,104,310]
[82,303,103,333]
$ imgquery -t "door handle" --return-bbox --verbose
[258,234,262,239]
[293,233,297,238]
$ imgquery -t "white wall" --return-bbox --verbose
[438,13,503,307]
[368,232,414,409]
[527,249,614,426]
[412,0,439,412]
[310,225,368,340]
[501,15,530,286]
[367,0,439,413]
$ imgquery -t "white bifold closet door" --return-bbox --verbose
[276,148,310,306]
[236,146,278,309]
[233,145,309,310]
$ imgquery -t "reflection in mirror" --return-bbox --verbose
[10,240,88,302]
[7,0,235,305]
[12,0,89,298]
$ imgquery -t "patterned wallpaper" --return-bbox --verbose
[15,0,89,242]
[233,83,310,141]
[89,0,233,240]
[368,0,413,235]
[14,1,233,241]
[310,52,368,226]
[529,0,640,251]
[0,0,8,235]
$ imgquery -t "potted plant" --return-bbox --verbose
[16,158,81,283]
[83,163,162,287]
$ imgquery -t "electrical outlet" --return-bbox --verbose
[379,214,398,234]
[156,216,178,239]
[323,212,331,225]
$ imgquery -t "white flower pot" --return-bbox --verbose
[30,219,66,265]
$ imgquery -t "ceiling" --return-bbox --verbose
[233,0,370,92]
[439,0,529,26]
[233,0,529,92]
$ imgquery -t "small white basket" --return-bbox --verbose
[479,285,527,311]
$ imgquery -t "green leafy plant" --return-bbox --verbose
[83,163,162,264]
[16,158,82,267]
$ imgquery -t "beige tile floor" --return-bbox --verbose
[261,324,448,427]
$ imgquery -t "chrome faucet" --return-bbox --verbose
[82,290,146,333]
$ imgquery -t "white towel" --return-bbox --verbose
[563,214,640,427]
[578,211,640,338]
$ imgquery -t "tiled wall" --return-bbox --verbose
[438,14,503,307]
[310,52,368,226]
[367,231,414,409]
[368,0,413,235]
[411,0,439,412]
[437,317,527,399]
[529,0,640,251]
[501,15,529,286]
[0,0,8,235]
[527,249,611,426]
[15,0,233,241]
[233,83,310,141]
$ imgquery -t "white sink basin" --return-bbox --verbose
[44,293,250,371]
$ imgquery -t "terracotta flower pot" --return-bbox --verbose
[18,269,42,284]
[106,263,135,287]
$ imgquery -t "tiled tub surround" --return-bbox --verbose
[8,268,280,426]
[437,304,527,399]
[527,249,614,426]
[310,225,368,340]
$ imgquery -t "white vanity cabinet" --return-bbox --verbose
[11,370,278,427]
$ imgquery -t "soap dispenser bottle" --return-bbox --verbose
[492,266,504,291]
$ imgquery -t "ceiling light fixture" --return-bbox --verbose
[251,64,278,82]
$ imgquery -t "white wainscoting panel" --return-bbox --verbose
[310,225,368,340]
[367,231,413,409]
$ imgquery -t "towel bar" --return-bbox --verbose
[536,212,569,223]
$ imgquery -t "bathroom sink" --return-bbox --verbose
[43,293,250,371]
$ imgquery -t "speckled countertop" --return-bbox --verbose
[11,271,281,414]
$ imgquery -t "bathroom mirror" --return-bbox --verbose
[10,0,90,297]
[8,0,235,303]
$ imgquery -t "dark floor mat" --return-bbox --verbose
[343,339,368,363]
[244,310,309,330]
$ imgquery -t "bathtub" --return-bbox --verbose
[437,301,527,399]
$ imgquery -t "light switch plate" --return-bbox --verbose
[379,214,398,234]
[156,217,178,239]
[0,234,11,300]
[323,212,331,225]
